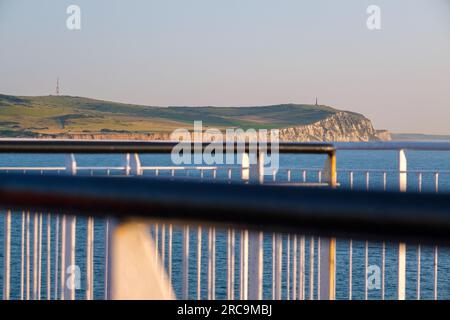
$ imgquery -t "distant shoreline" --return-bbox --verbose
[390,133,450,142]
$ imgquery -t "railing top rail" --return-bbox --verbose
[1,174,450,245]
[4,139,450,153]
[0,139,335,155]
[335,141,450,151]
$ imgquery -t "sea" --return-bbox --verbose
[0,149,450,300]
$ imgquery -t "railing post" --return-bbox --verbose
[33,213,38,300]
[242,149,264,300]
[104,218,113,300]
[183,225,190,299]
[398,149,407,300]
[240,230,249,300]
[318,237,336,300]
[274,234,282,300]
[26,212,30,300]
[86,216,94,300]
[110,222,175,299]
[105,154,143,299]
[125,153,143,176]
[399,149,407,192]
[3,209,11,300]
[46,213,51,300]
[38,213,43,300]
[324,151,337,188]
[21,211,25,300]
[241,152,250,181]
[61,154,77,300]
[105,154,145,299]
[318,151,337,300]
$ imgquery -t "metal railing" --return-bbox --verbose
[0,140,449,300]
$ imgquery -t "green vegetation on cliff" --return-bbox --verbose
[0,93,368,138]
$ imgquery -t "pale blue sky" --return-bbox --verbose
[0,0,449,133]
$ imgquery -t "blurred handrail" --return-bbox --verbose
[1,174,450,245]
[0,139,335,154]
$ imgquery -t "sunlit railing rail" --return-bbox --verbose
[1,140,450,300]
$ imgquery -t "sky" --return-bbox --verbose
[0,0,449,134]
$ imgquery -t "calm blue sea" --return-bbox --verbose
[1,150,450,300]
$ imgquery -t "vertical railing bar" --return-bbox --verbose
[54,215,59,300]
[299,236,305,300]
[434,246,438,300]
[292,234,297,300]
[155,223,159,261]
[383,172,387,191]
[231,229,235,300]
[275,233,282,300]
[309,236,314,300]
[272,233,275,300]
[197,226,202,300]
[398,150,407,300]
[364,240,368,300]
[26,211,30,300]
[248,146,265,302]
[68,216,76,300]
[349,172,354,190]
[317,237,321,300]
[418,173,422,193]
[302,170,306,183]
[365,172,369,191]
[381,241,385,300]
[287,169,291,183]
[242,139,266,300]
[227,228,231,300]
[38,213,43,300]
[168,224,173,284]
[182,225,189,300]
[417,244,421,300]
[161,224,166,269]
[33,213,38,300]
[86,217,94,300]
[103,219,109,300]
[287,234,290,300]
[349,239,352,300]
[239,230,243,300]
[21,211,25,300]
[46,213,51,300]
[3,210,11,300]
[212,228,216,299]
[243,230,249,300]
[210,228,215,300]
[435,173,439,193]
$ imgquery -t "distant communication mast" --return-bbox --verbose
[56,77,60,96]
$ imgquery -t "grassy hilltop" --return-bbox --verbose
[0,94,365,137]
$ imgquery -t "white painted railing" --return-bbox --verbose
[1,141,450,300]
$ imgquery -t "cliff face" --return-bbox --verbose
[42,112,390,142]
[278,112,388,142]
